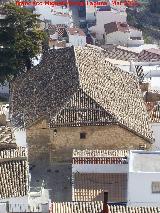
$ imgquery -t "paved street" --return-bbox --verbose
[30,161,72,202]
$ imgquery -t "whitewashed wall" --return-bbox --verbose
[0,203,7,213]
[150,123,160,150]
[72,163,128,173]
[69,34,86,47]
[92,10,127,40]
[0,189,50,212]
[35,5,71,26]
[129,28,142,38]
[105,31,129,45]
[86,1,96,22]
[128,38,144,47]
[1,196,29,212]
[14,128,27,147]
[127,172,160,206]
[51,14,71,25]
[105,31,144,46]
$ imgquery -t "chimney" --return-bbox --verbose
[103,191,109,213]
[129,60,136,74]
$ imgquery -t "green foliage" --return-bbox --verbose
[0,3,46,83]
[143,34,152,43]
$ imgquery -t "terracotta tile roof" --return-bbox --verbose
[101,45,138,61]
[51,202,160,213]
[145,102,155,112]
[72,150,129,164]
[0,126,17,150]
[48,24,67,38]
[75,46,152,141]
[67,27,85,36]
[144,92,160,102]
[73,173,127,202]
[138,48,160,62]
[51,201,103,213]
[50,88,118,127]
[108,205,160,213]
[0,147,28,199]
[139,82,149,92]
[10,46,152,141]
[104,22,129,35]
[52,12,70,17]
[146,102,160,123]
[73,149,129,158]
[146,48,160,55]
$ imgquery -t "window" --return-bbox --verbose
[54,129,57,133]
[152,182,160,193]
[80,132,86,139]
[54,129,57,136]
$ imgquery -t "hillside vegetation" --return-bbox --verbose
[127,0,160,45]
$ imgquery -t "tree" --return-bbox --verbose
[0,3,46,83]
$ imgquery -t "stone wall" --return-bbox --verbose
[27,119,151,163]
[0,114,6,126]
[49,125,150,162]
[26,118,50,164]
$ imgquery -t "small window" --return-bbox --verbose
[152,182,160,193]
[80,132,86,139]
[54,129,57,135]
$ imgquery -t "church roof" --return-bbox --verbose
[11,45,152,141]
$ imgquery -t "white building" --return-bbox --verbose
[0,187,50,213]
[128,150,160,206]
[117,44,159,54]
[151,122,160,150]
[72,149,129,202]
[89,10,127,40]
[146,101,160,150]
[51,13,71,26]
[72,149,129,174]
[35,5,72,26]
[14,128,27,147]
[104,22,144,47]
[72,149,160,206]
[67,27,86,47]
[86,1,96,22]
[0,145,50,213]
[85,0,126,22]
